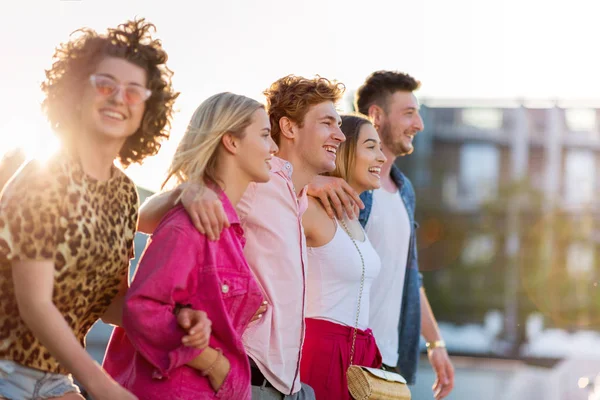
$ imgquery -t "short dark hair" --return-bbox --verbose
[41,18,179,167]
[355,71,420,116]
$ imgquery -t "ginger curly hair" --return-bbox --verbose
[264,75,345,145]
[41,18,179,167]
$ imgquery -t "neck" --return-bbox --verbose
[213,159,251,207]
[277,148,315,196]
[349,181,367,197]
[381,145,397,179]
[73,133,125,181]
[380,144,398,192]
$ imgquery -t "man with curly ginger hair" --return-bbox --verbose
[0,18,210,400]
[139,75,348,399]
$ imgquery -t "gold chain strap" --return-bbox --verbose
[339,218,366,366]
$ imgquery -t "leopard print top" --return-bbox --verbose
[0,152,138,374]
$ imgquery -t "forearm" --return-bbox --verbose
[19,300,110,394]
[138,186,183,234]
[123,299,206,374]
[186,346,220,371]
[187,345,231,391]
[420,287,443,343]
[101,293,125,327]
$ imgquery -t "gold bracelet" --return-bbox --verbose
[201,348,223,376]
[426,340,446,352]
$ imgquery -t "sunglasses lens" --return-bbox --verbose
[93,76,116,96]
[90,75,150,105]
[124,87,146,105]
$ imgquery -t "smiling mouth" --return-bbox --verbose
[100,109,126,121]
[324,145,337,156]
[368,166,381,177]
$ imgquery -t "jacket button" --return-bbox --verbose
[222,284,229,294]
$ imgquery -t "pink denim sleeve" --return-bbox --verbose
[122,224,204,379]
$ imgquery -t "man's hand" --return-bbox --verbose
[429,348,454,400]
[250,301,269,323]
[181,184,229,241]
[177,308,211,349]
[307,175,364,220]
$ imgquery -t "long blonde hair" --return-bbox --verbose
[162,92,264,191]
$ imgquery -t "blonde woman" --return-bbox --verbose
[103,92,277,400]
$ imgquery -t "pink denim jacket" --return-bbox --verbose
[103,193,263,400]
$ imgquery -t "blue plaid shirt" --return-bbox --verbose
[359,164,422,385]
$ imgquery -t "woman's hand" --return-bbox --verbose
[177,308,212,349]
[249,301,268,323]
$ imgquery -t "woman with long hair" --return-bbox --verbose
[103,92,277,400]
[300,114,387,399]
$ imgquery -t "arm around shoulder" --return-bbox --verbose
[138,185,185,234]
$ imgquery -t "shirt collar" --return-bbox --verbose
[269,156,308,214]
[269,156,294,180]
[61,148,122,189]
[390,164,405,191]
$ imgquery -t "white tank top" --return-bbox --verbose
[366,188,411,366]
[306,220,381,330]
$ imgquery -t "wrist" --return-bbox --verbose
[84,367,116,396]
[201,348,223,377]
[426,339,446,353]
[209,355,230,379]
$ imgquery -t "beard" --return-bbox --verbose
[378,120,414,157]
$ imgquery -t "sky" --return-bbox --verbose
[2,0,600,191]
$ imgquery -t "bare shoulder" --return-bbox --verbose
[304,196,328,223]
[303,197,336,247]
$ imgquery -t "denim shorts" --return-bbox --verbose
[0,360,80,399]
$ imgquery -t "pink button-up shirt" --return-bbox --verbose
[103,192,263,400]
[237,156,308,395]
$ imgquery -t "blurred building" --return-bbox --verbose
[396,99,600,356]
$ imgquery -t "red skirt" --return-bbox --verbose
[300,318,382,400]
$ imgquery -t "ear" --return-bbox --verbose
[221,132,239,155]
[279,116,296,140]
[368,104,384,128]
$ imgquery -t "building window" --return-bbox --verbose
[461,234,496,266]
[461,109,503,129]
[564,109,596,133]
[564,150,595,206]
[434,108,457,127]
[458,143,500,205]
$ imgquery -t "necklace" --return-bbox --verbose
[338,218,365,365]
